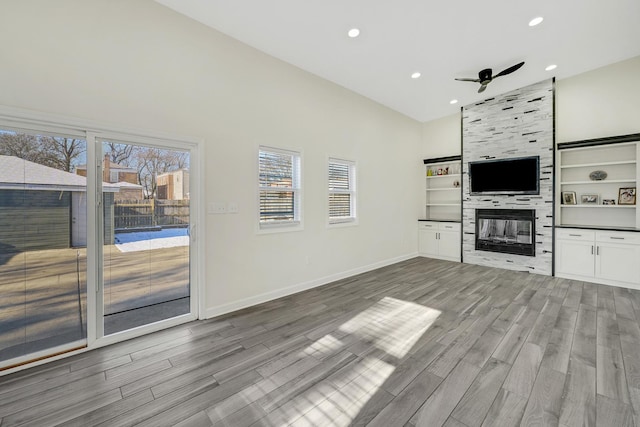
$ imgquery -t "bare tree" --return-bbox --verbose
[0,133,55,166]
[104,142,135,166]
[0,132,86,172]
[41,137,86,172]
[135,148,189,198]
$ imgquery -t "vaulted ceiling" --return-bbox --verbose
[155,0,640,122]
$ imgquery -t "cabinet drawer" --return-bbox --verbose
[556,229,596,242]
[439,222,461,232]
[419,221,439,230]
[596,231,640,245]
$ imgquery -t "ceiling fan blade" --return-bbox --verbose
[455,77,480,82]
[478,84,488,93]
[494,61,525,78]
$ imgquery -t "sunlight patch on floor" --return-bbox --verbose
[302,334,343,359]
[289,357,396,426]
[205,297,441,426]
[338,296,441,358]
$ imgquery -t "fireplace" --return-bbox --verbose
[475,209,535,256]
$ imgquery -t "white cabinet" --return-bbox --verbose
[419,221,460,262]
[556,228,640,289]
[555,230,595,279]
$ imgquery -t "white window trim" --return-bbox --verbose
[257,145,304,234]
[327,157,358,227]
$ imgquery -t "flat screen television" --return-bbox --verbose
[469,156,539,195]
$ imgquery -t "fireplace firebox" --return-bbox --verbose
[475,209,535,257]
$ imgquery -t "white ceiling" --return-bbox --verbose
[155,0,640,123]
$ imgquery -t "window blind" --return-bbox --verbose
[259,147,301,225]
[328,158,356,223]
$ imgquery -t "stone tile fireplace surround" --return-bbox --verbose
[462,79,554,275]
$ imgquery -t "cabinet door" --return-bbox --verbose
[419,229,439,256]
[596,243,640,285]
[438,230,460,261]
[556,239,595,278]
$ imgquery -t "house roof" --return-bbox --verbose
[114,181,143,189]
[0,155,118,192]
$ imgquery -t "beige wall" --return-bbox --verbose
[421,55,640,158]
[0,0,422,316]
[556,55,640,142]
[420,113,461,159]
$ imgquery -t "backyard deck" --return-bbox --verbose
[0,243,189,363]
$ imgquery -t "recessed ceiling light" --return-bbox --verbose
[411,72,421,79]
[450,99,458,105]
[529,17,544,27]
[348,28,360,38]
[545,64,557,71]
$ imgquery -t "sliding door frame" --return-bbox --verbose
[0,106,205,369]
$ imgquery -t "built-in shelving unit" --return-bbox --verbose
[556,134,640,229]
[423,156,462,221]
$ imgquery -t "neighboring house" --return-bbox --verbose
[112,181,144,201]
[0,155,118,250]
[76,155,143,200]
[156,169,189,200]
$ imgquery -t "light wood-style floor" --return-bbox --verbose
[1,257,639,426]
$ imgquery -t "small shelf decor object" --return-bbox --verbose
[562,191,577,205]
[581,194,599,204]
[618,187,636,205]
[603,199,616,205]
[589,170,607,181]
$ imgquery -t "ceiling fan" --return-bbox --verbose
[455,61,525,93]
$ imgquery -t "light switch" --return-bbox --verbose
[208,202,227,214]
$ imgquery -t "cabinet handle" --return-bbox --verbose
[597,246,600,256]
[610,237,625,240]
[591,245,594,255]
[568,234,582,237]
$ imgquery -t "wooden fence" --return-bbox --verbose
[114,199,189,229]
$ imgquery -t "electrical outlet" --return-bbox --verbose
[227,202,239,214]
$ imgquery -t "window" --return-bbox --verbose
[328,158,356,224]
[259,146,301,228]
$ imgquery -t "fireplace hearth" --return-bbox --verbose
[475,209,535,257]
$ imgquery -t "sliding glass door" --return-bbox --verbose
[0,113,199,370]
[0,129,87,367]
[100,140,192,336]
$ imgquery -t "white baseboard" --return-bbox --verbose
[204,252,418,319]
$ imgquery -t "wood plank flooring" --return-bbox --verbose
[2,257,640,426]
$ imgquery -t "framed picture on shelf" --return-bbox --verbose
[618,187,636,205]
[580,194,599,204]
[561,191,577,205]
[602,199,616,205]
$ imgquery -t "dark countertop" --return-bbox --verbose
[555,224,640,233]
[418,219,461,223]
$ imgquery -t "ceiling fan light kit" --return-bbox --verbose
[455,61,525,93]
